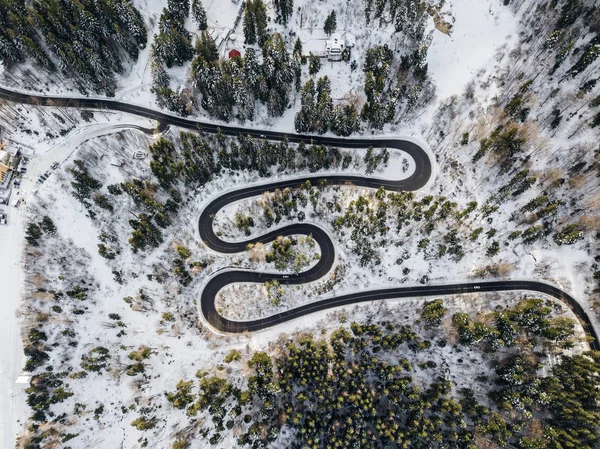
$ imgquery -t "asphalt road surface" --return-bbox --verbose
[199,179,600,351]
[1,86,597,349]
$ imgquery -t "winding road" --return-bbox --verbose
[198,174,600,351]
[1,86,598,349]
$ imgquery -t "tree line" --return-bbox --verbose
[0,0,147,95]
[162,297,599,448]
[191,32,295,120]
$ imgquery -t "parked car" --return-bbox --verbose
[50,162,59,169]
[0,213,7,225]
[38,178,45,184]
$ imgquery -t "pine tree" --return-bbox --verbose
[315,76,333,134]
[324,10,337,36]
[293,37,303,58]
[331,104,359,136]
[40,216,57,234]
[25,223,43,246]
[361,45,395,129]
[254,0,268,46]
[274,0,293,26]
[196,30,218,62]
[153,5,194,68]
[167,0,190,22]
[262,33,293,116]
[295,78,316,133]
[308,53,321,75]
[191,0,208,30]
[243,2,257,45]
[150,59,170,91]
[230,58,255,121]
[244,49,262,94]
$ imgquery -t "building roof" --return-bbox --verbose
[0,150,10,166]
[229,49,241,59]
[326,33,345,51]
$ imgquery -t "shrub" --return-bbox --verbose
[176,245,191,259]
[553,224,583,245]
[161,312,176,322]
[166,380,195,409]
[224,349,242,363]
[131,416,157,430]
[420,299,446,328]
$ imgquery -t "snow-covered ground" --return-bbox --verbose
[1,0,600,446]
[0,206,27,449]
[0,0,524,134]
[427,0,519,100]
[0,110,162,447]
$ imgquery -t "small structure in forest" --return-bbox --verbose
[325,33,345,61]
[228,49,241,59]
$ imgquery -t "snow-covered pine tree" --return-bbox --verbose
[196,30,219,62]
[150,58,170,91]
[191,0,208,30]
[324,10,337,36]
[293,37,303,58]
[154,5,194,68]
[315,76,333,134]
[308,53,321,75]
[243,2,257,45]
[230,58,255,121]
[254,0,269,45]
[167,0,190,23]
[295,78,316,132]
[331,104,360,136]
[274,0,294,26]
[262,33,294,116]
[244,49,262,94]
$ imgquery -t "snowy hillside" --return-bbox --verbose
[1,0,600,448]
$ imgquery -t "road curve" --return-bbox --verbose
[199,180,599,351]
[0,86,597,349]
[0,86,426,150]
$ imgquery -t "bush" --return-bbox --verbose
[176,245,191,259]
[224,349,242,363]
[161,312,176,323]
[166,380,195,409]
[128,346,151,362]
[553,224,583,245]
[80,347,110,372]
[131,416,157,430]
[173,440,190,449]
[420,299,446,328]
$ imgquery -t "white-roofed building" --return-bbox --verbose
[325,33,345,61]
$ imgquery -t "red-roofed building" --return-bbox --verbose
[228,49,241,59]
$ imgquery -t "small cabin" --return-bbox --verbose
[325,33,345,61]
